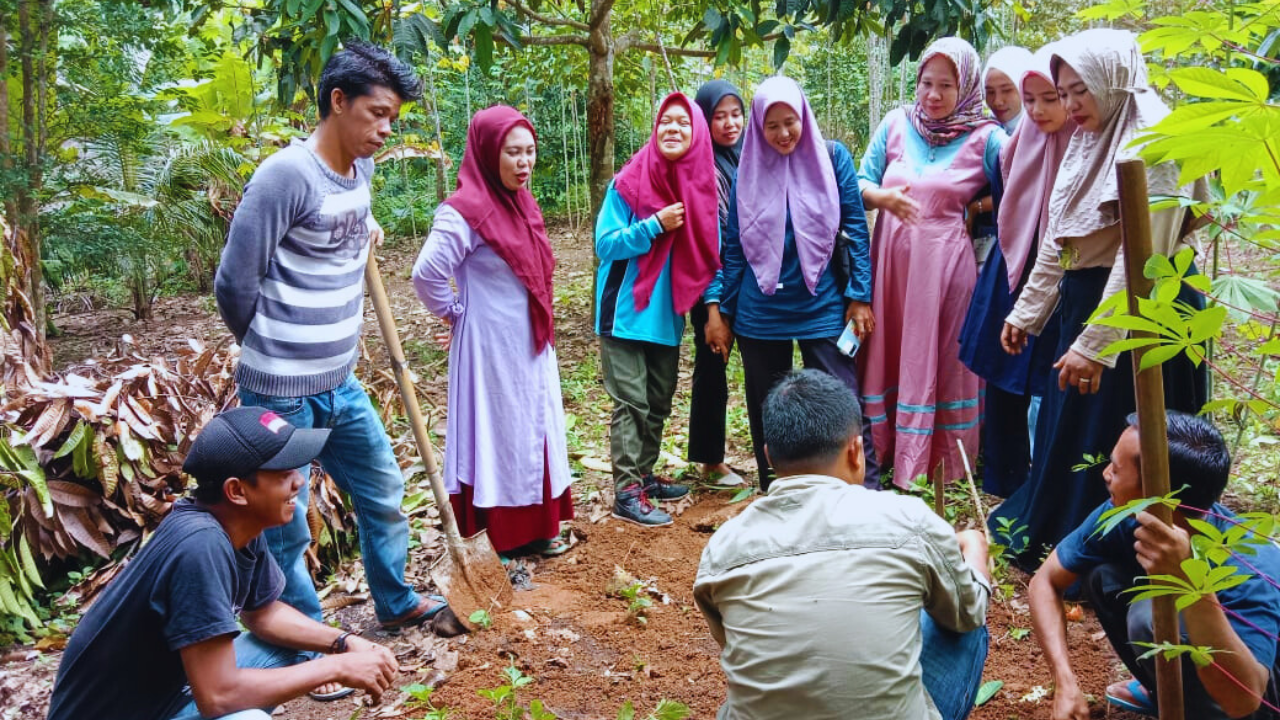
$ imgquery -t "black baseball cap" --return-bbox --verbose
[183,406,330,492]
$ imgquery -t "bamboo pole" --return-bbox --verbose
[560,83,575,232]
[933,459,946,518]
[1116,158,1184,720]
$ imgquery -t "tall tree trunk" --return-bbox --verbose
[585,11,614,219]
[0,3,14,226]
[16,0,44,351]
[35,0,46,153]
[424,53,447,203]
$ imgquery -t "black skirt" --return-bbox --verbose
[988,265,1208,569]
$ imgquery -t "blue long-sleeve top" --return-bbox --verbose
[719,140,871,341]
[594,181,722,346]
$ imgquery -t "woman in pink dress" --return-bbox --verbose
[858,37,1005,488]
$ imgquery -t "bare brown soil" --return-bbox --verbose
[4,221,1147,720]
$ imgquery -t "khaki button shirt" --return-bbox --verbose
[694,475,990,720]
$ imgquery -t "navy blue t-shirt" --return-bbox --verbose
[48,500,284,720]
[1058,501,1280,674]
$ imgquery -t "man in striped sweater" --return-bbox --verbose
[215,42,449,689]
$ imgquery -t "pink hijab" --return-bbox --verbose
[734,76,840,296]
[614,93,720,314]
[997,46,1077,289]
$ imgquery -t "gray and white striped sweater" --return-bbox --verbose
[215,139,376,397]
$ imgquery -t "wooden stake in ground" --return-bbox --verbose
[932,459,946,518]
[1116,158,1184,720]
[956,440,988,533]
[364,255,513,629]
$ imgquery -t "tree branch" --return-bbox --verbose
[519,34,589,48]
[626,41,716,58]
[507,0,590,31]
[618,30,783,58]
[588,0,616,30]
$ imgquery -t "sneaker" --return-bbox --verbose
[613,483,673,526]
[643,473,690,500]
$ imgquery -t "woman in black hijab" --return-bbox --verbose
[689,80,745,486]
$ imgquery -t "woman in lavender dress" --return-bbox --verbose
[412,106,573,558]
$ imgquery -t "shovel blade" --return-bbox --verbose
[429,530,513,630]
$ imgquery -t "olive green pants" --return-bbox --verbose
[598,336,680,493]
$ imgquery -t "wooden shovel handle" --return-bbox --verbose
[363,254,464,545]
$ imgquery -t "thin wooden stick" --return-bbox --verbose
[654,32,678,93]
[956,439,988,534]
[932,459,946,518]
[1117,158,1184,720]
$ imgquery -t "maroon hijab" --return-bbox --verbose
[444,106,556,352]
[614,93,720,314]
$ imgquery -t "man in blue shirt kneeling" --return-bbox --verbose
[1030,410,1280,720]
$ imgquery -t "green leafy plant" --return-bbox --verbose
[402,682,455,720]
[616,699,691,720]
[478,663,556,720]
[1090,489,1186,539]
[1071,452,1109,473]
[1125,556,1253,611]
[615,581,654,625]
[1133,640,1225,668]
[1076,0,1280,447]
[469,608,494,630]
[988,516,1030,601]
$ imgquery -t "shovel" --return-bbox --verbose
[364,254,513,630]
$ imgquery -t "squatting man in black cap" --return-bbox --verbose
[47,407,400,720]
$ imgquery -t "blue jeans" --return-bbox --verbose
[239,374,419,623]
[920,612,990,720]
[169,633,298,720]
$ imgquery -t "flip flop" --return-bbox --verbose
[379,594,449,631]
[709,470,746,487]
[308,684,356,702]
[539,529,574,557]
[1105,679,1157,716]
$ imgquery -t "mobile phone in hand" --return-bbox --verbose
[837,320,861,358]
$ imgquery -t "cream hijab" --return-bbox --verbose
[1043,29,1183,246]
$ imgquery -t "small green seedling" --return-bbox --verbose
[478,662,556,720]
[401,682,454,720]
[469,608,493,630]
[616,581,653,625]
[1071,452,1108,473]
[617,699,691,720]
[1008,627,1031,641]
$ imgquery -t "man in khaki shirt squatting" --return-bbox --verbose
[694,369,992,720]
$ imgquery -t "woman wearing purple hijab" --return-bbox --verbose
[858,37,1005,490]
[720,76,879,492]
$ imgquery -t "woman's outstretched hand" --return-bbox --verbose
[867,185,920,224]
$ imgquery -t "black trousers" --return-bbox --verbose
[1084,562,1280,720]
[737,334,881,493]
[687,300,733,465]
[980,385,1032,498]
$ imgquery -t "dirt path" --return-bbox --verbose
[5,221,1146,720]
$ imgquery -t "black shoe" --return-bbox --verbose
[643,473,690,500]
[612,483,673,526]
